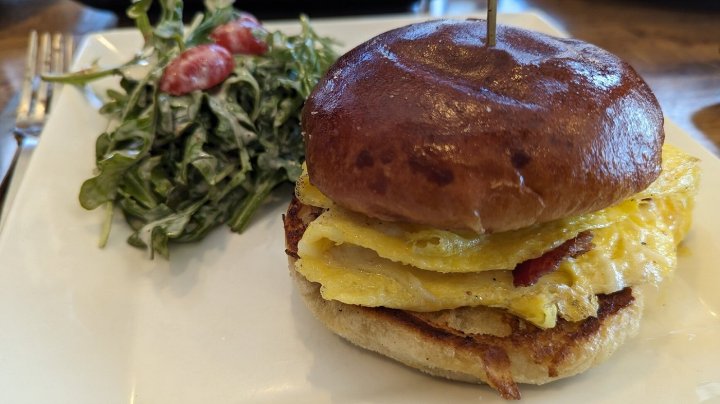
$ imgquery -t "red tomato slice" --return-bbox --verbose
[210,17,269,55]
[159,44,235,96]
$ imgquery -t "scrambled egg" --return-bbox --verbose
[295,145,699,328]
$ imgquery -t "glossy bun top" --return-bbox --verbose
[302,19,663,233]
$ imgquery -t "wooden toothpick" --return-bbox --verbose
[487,0,498,46]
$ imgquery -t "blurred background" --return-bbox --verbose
[0,0,719,154]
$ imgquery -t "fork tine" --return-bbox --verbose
[16,31,38,121]
[48,33,63,112]
[64,35,75,73]
[31,32,52,123]
[51,33,62,72]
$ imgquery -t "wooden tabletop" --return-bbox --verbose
[0,0,719,154]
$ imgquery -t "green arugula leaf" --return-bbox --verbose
[48,0,338,258]
[184,5,235,47]
[127,0,154,43]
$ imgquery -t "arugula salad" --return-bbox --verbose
[46,0,337,258]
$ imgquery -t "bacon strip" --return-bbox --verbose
[513,231,594,287]
[283,196,324,258]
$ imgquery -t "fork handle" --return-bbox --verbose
[0,132,23,218]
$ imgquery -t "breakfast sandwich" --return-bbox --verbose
[283,19,699,399]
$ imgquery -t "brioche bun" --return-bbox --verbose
[290,263,643,400]
[302,19,664,233]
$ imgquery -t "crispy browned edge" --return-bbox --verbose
[283,197,642,400]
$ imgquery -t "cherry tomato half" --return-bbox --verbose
[159,43,235,96]
[210,16,269,55]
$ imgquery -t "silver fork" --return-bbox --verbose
[0,31,74,217]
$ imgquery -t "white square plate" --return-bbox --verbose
[0,13,719,404]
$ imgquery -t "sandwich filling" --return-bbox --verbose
[293,145,699,328]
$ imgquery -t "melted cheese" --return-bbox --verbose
[295,145,699,328]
